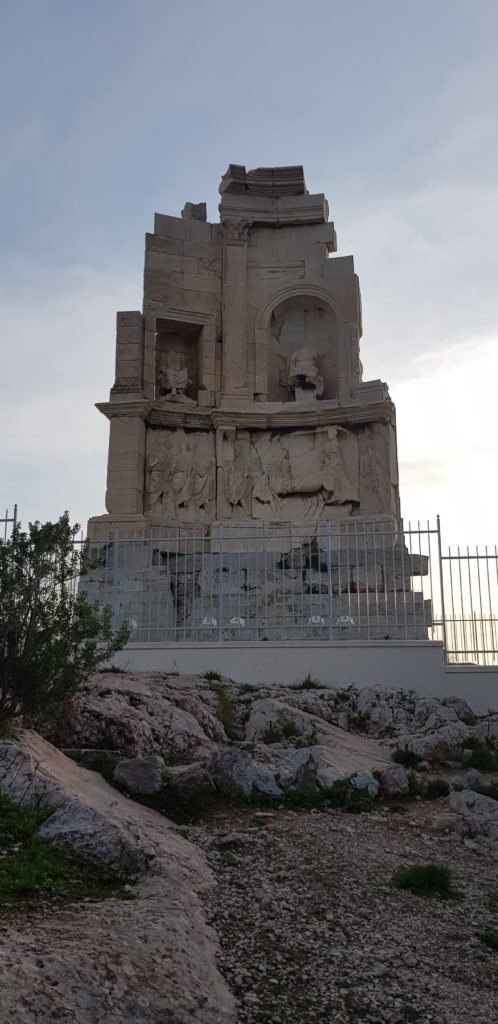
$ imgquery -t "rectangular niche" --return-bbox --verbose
[155,317,201,401]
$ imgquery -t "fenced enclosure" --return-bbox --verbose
[79,517,498,666]
[3,505,496,665]
[82,518,435,645]
[439,545,498,666]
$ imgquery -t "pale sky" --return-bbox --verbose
[1,0,497,549]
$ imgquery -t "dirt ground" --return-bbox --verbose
[189,801,498,1024]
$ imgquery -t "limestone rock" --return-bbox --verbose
[276,746,344,793]
[461,768,488,791]
[0,731,236,1022]
[473,714,498,745]
[209,747,282,799]
[245,698,319,743]
[113,754,166,796]
[54,676,219,765]
[446,789,498,858]
[396,721,470,764]
[376,763,409,798]
[168,762,217,802]
[350,770,380,798]
[441,696,476,725]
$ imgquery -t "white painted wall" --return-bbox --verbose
[112,640,498,714]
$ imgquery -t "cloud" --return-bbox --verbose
[394,335,498,547]
[0,262,139,527]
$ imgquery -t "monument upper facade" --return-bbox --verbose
[91,164,400,535]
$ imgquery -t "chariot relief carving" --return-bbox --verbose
[250,426,359,521]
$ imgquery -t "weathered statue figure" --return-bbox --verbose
[224,440,249,514]
[287,348,324,400]
[360,440,384,513]
[192,450,215,511]
[158,349,196,405]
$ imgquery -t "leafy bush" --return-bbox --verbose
[324,779,373,813]
[406,768,422,797]
[213,685,237,740]
[476,782,498,802]
[261,724,284,744]
[281,720,301,739]
[478,929,498,952]
[293,675,322,691]
[0,514,129,725]
[203,670,222,682]
[392,748,423,769]
[261,720,301,743]
[392,863,459,900]
[464,738,498,772]
[423,778,450,799]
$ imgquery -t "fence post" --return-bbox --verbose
[327,520,333,640]
[111,528,120,634]
[436,515,448,662]
[218,527,224,643]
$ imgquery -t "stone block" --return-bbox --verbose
[351,565,383,592]
[153,213,188,239]
[145,233,183,256]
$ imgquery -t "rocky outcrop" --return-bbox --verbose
[114,754,166,796]
[375,763,409,798]
[276,745,344,793]
[44,673,498,807]
[446,789,498,858]
[53,673,222,764]
[209,747,282,799]
[0,731,236,1023]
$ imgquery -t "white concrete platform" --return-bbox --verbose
[112,640,498,714]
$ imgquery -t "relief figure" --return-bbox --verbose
[287,348,324,400]
[224,440,249,514]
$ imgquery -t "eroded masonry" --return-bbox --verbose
[87,165,429,640]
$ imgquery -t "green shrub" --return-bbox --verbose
[293,675,322,691]
[392,863,458,900]
[203,670,222,682]
[261,724,283,744]
[478,929,498,951]
[327,779,372,813]
[213,685,237,740]
[281,720,301,739]
[464,738,498,772]
[476,783,498,802]
[261,719,301,743]
[423,778,450,799]
[406,768,422,797]
[0,514,129,725]
[392,748,422,769]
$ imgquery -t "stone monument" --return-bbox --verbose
[86,165,429,640]
[89,163,399,537]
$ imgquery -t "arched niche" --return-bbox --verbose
[254,287,344,402]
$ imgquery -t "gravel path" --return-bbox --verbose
[189,803,498,1024]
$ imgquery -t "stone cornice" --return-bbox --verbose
[96,400,152,420]
[98,397,394,430]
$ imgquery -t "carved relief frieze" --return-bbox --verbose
[146,428,216,520]
[250,425,359,522]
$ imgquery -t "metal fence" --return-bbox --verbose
[439,545,498,666]
[0,505,17,541]
[82,517,440,645]
[3,505,497,665]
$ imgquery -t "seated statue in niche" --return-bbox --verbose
[287,348,324,401]
[157,348,196,405]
